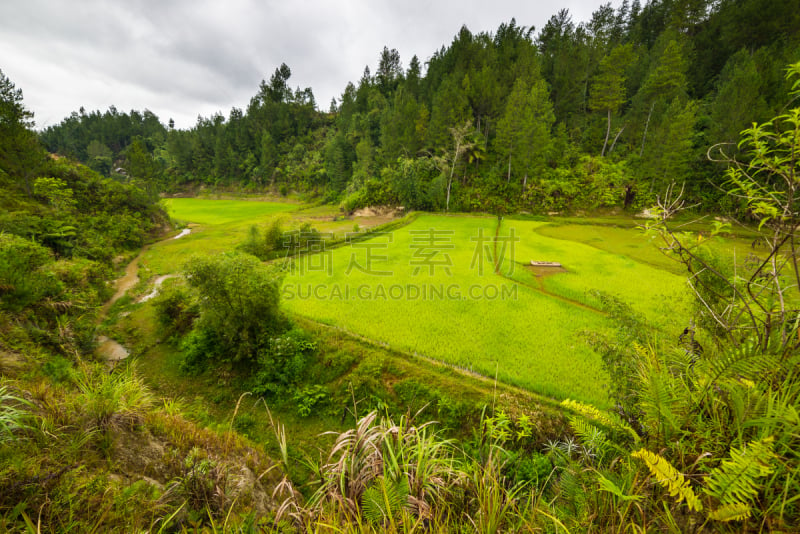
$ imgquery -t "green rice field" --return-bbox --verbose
[281,215,618,405]
[163,198,298,225]
[140,199,739,407]
[502,219,692,330]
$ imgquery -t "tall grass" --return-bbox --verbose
[74,363,153,431]
[0,384,32,443]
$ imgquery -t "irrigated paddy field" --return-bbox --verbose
[143,199,756,407]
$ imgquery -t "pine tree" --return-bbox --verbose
[376,47,403,97]
[0,69,44,195]
[494,75,555,189]
[427,75,471,150]
[708,49,769,144]
[589,44,636,156]
[642,98,698,194]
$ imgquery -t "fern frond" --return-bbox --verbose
[561,399,640,442]
[704,436,776,505]
[637,366,679,439]
[708,502,752,522]
[361,476,409,524]
[631,448,703,512]
[596,472,643,502]
[558,469,587,515]
[569,417,609,456]
[707,339,780,383]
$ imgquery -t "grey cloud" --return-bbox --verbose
[0,0,619,129]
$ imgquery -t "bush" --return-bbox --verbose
[0,234,59,311]
[250,328,317,395]
[184,252,286,363]
[180,327,221,374]
[515,451,554,488]
[238,219,322,261]
[293,385,327,417]
[42,355,75,383]
[152,282,197,335]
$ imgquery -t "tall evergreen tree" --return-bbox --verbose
[589,43,636,156]
[632,32,690,156]
[427,75,471,150]
[708,49,769,145]
[494,75,555,189]
[0,69,44,195]
[642,98,698,194]
[376,46,403,97]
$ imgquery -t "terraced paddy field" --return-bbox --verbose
[136,199,301,274]
[282,214,652,407]
[139,199,751,408]
[501,219,692,331]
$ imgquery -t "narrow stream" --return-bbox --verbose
[96,228,189,365]
[139,274,180,302]
[96,335,129,364]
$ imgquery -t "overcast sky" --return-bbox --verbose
[1,0,618,130]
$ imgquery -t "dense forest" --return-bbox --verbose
[2,0,800,532]
[39,0,800,215]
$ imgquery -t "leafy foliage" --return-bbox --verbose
[183,251,286,363]
[707,502,752,522]
[704,437,776,506]
[631,448,703,512]
[361,476,410,525]
[35,2,800,214]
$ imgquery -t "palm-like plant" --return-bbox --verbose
[74,363,153,431]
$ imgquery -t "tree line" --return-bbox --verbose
[39,0,800,215]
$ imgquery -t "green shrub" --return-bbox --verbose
[184,252,286,363]
[293,384,327,417]
[0,234,59,311]
[515,451,554,488]
[42,355,75,383]
[152,282,197,335]
[180,327,220,374]
[250,328,317,395]
[232,412,257,437]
